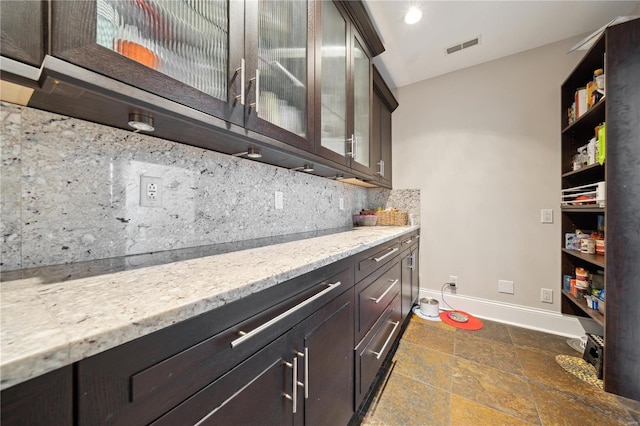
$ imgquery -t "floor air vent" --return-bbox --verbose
[446,36,480,55]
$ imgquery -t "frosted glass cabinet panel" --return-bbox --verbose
[352,37,370,168]
[319,0,348,157]
[52,0,245,126]
[316,1,372,175]
[256,0,308,138]
[96,0,229,101]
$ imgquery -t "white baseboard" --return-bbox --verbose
[419,288,602,338]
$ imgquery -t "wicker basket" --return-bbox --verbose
[376,209,408,226]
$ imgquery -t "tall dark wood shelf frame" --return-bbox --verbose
[559,18,640,401]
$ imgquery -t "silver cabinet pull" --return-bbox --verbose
[282,357,298,413]
[231,282,342,348]
[296,348,308,399]
[353,136,358,161]
[369,279,398,304]
[403,238,412,245]
[346,135,355,158]
[373,247,399,263]
[377,160,385,177]
[372,320,400,360]
[409,254,416,270]
[249,69,260,113]
[234,58,245,105]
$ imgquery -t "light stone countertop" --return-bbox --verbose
[0,226,418,390]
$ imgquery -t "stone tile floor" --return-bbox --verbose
[361,315,640,425]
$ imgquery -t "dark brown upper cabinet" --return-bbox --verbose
[314,0,373,178]
[51,0,246,127]
[50,0,315,150]
[243,0,315,151]
[371,66,398,188]
[0,1,47,67]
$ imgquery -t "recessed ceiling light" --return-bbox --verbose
[404,6,422,25]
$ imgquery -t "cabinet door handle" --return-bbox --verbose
[369,279,398,304]
[249,69,260,113]
[231,282,342,348]
[234,58,245,105]
[346,135,355,158]
[371,320,400,360]
[282,357,298,413]
[296,348,308,399]
[377,160,385,177]
[403,238,412,245]
[353,136,358,161]
[410,254,416,270]
[373,247,399,263]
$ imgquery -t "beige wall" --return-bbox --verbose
[393,36,585,311]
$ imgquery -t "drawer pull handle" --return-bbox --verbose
[373,247,399,263]
[372,320,400,360]
[296,348,308,398]
[369,279,399,304]
[403,238,412,245]
[282,357,298,413]
[231,282,342,348]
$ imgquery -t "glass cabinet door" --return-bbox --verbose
[96,0,229,102]
[352,36,371,171]
[318,0,348,160]
[52,0,244,125]
[244,0,312,149]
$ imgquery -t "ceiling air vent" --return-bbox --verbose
[445,36,480,55]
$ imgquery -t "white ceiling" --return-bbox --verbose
[363,1,639,89]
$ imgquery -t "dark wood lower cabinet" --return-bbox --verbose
[298,288,355,426]
[152,331,296,426]
[0,366,73,426]
[1,233,418,425]
[354,295,402,408]
[411,242,420,306]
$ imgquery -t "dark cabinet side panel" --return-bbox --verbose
[604,18,640,402]
[0,366,73,426]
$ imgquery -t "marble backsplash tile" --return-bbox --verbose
[1,102,419,271]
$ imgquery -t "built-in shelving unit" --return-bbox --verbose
[560,17,640,401]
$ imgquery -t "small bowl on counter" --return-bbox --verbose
[353,214,378,226]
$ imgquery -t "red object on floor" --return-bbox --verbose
[439,310,483,330]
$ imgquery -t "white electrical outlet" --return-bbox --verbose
[449,275,458,286]
[140,176,163,207]
[275,191,284,210]
[541,209,553,224]
[498,280,514,294]
[339,198,344,211]
[541,288,553,303]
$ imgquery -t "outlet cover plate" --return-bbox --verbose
[541,209,553,224]
[498,280,514,294]
[541,288,553,303]
[140,176,162,208]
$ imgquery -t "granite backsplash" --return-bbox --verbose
[1,102,419,271]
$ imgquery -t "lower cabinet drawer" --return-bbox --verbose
[151,331,296,426]
[76,259,353,425]
[355,259,401,343]
[355,239,401,282]
[354,295,402,408]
